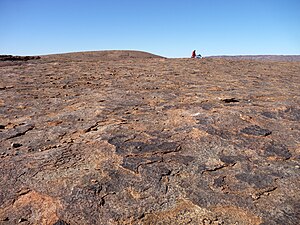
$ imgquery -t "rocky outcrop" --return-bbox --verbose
[0,55,40,61]
[0,51,299,224]
[0,55,41,67]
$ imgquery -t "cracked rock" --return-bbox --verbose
[0,51,299,224]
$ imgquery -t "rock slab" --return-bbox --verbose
[0,51,299,224]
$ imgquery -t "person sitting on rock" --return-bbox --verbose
[191,50,196,58]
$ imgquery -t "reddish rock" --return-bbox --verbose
[0,51,299,224]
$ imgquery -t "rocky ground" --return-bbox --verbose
[209,55,300,62]
[0,51,299,225]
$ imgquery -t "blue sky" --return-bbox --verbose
[0,0,299,57]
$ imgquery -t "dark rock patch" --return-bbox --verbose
[235,173,274,189]
[164,154,195,166]
[1,124,35,140]
[240,125,272,136]
[264,142,292,160]
[205,126,233,140]
[87,183,102,196]
[0,55,40,61]
[261,111,278,119]
[53,220,70,225]
[219,155,238,165]
[199,102,216,110]
[213,176,226,188]
[121,156,148,173]
[281,107,300,121]
[195,116,214,125]
[108,136,180,156]
[140,163,171,180]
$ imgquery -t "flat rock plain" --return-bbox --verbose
[0,51,300,225]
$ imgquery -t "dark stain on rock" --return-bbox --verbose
[271,200,300,225]
[200,102,216,110]
[155,141,181,154]
[219,154,249,166]
[188,189,222,208]
[107,135,130,146]
[109,135,180,156]
[53,220,70,225]
[262,107,300,122]
[282,107,300,121]
[213,176,226,188]
[264,142,292,160]
[118,142,146,155]
[146,130,172,139]
[140,163,171,181]
[206,126,233,140]
[219,155,237,165]
[240,125,272,136]
[121,156,147,173]
[165,154,195,166]
[261,111,278,119]
[197,165,208,174]
[195,116,214,125]
[87,183,102,196]
[235,173,274,189]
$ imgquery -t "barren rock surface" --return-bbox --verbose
[0,51,299,225]
[209,55,300,62]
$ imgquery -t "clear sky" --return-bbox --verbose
[0,0,299,57]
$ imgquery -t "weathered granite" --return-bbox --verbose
[0,51,299,224]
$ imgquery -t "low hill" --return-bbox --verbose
[43,50,164,61]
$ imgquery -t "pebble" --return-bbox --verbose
[203,219,212,225]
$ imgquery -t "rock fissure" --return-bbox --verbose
[251,186,278,200]
[202,163,236,174]
[6,124,35,140]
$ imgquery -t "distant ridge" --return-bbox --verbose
[43,50,164,60]
[208,55,300,62]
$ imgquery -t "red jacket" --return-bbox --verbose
[191,50,196,58]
